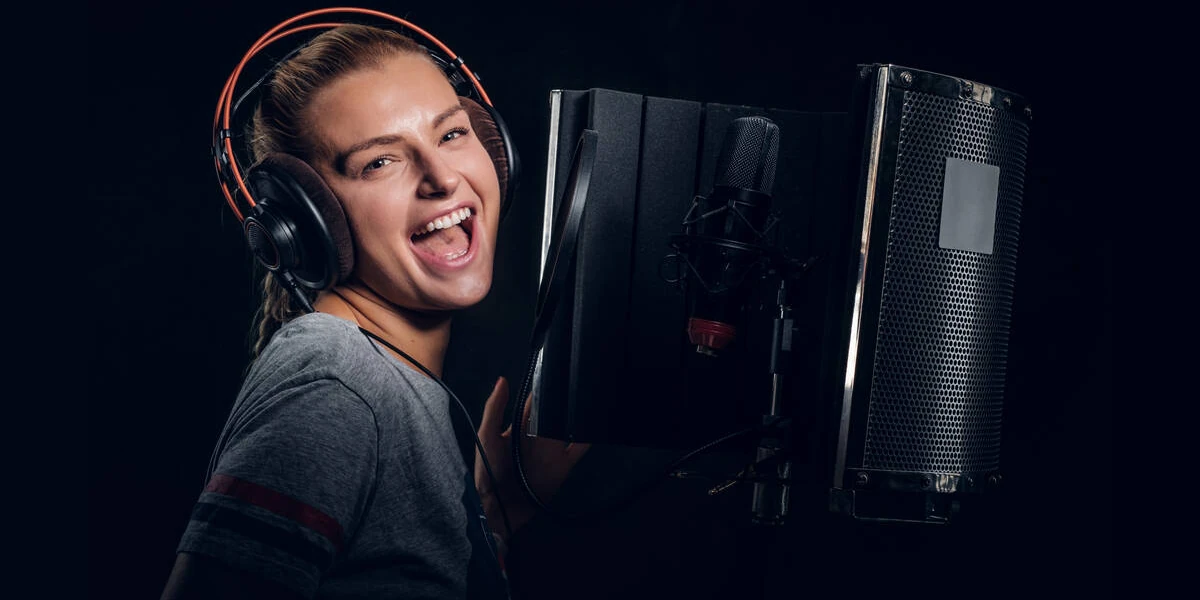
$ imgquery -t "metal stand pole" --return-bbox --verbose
[751,278,795,527]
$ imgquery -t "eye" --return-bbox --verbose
[362,157,394,174]
[442,127,470,143]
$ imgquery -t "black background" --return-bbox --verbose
[88,1,1112,598]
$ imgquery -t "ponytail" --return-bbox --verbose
[251,270,309,358]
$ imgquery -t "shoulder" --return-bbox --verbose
[249,312,387,388]
[217,314,385,480]
[243,312,436,415]
[232,313,376,417]
[259,312,371,368]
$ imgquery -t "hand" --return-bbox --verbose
[474,376,590,546]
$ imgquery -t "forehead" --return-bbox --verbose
[305,53,461,152]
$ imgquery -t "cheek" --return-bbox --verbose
[340,198,413,272]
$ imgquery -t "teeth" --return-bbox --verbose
[416,208,473,236]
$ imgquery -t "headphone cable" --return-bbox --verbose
[356,326,514,543]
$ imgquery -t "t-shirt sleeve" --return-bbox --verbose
[176,378,379,598]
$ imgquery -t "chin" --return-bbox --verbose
[415,274,493,313]
[444,281,494,310]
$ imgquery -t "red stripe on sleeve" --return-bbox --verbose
[205,473,344,550]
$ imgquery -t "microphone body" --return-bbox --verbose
[679,116,780,355]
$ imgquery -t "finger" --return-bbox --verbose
[513,392,534,435]
[522,392,534,424]
[504,392,534,439]
[478,377,510,436]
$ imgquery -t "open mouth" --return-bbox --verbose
[410,207,475,264]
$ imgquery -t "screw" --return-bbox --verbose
[1002,97,1013,108]
[900,71,913,86]
[921,477,932,489]
[960,81,973,98]
[1024,106,1033,120]
[856,472,870,486]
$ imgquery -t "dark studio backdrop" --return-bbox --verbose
[88,1,1112,598]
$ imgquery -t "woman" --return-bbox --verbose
[161,21,588,600]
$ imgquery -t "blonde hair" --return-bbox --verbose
[245,24,429,357]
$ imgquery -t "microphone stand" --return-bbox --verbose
[700,264,809,600]
[750,277,794,527]
[703,254,814,527]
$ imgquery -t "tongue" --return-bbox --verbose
[413,224,470,260]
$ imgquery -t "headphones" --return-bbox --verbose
[212,7,521,308]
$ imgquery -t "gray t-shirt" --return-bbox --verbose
[177,312,509,599]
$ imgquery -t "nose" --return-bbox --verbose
[415,146,461,200]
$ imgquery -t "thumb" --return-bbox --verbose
[478,376,510,436]
[501,389,533,441]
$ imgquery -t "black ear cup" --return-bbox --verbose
[243,206,297,271]
[243,153,355,291]
[485,101,521,221]
[462,97,520,221]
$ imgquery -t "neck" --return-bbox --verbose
[313,280,453,377]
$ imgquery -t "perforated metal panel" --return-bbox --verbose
[862,89,1030,473]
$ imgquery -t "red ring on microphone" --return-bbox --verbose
[688,318,737,352]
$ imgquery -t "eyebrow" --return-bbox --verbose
[332,103,467,173]
[433,103,467,129]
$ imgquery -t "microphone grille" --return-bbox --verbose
[714,116,780,193]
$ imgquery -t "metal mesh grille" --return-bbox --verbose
[715,116,779,193]
[863,89,1029,474]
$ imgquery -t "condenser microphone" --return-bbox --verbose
[675,116,780,355]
